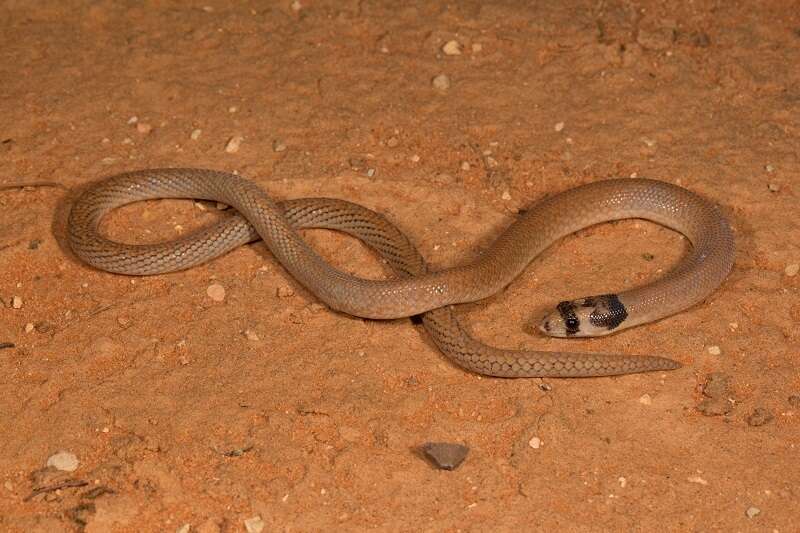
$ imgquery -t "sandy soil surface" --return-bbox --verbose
[1,1,799,531]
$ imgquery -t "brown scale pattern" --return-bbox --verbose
[68,169,735,377]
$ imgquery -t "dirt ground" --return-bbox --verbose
[1,1,799,531]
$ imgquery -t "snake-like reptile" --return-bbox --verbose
[68,169,735,378]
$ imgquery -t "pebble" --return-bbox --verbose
[528,436,542,449]
[432,74,451,90]
[127,116,138,124]
[460,161,470,171]
[785,263,799,277]
[687,475,708,485]
[747,407,774,427]
[638,394,652,405]
[707,345,722,355]
[291,0,302,12]
[767,182,780,192]
[276,286,294,298]
[471,43,483,53]
[501,190,511,201]
[410,154,420,162]
[136,122,153,134]
[190,129,202,140]
[442,40,462,55]
[24,323,34,333]
[618,477,627,488]
[421,442,469,470]
[386,137,399,148]
[272,139,287,152]
[11,296,22,309]
[243,330,260,342]
[46,451,79,472]
[745,506,761,518]
[225,135,244,153]
[244,516,265,533]
[765,164,775,172]
[554,121,565,132]
[175,525,191,533]
[206,283,226,302]
[636,26,675,50]
[697,372,734,416]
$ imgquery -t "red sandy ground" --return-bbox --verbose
[1,1,799,531]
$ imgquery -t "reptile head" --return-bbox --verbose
[539,294,629,338]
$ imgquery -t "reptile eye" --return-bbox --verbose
[566,317,579,330]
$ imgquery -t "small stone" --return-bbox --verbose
[687,476,708,485]
[618,477,627,488]
[11,296,22,309]
[386,137,399,148]
[190,129,202,140]
[421,442,469,470]
[637,26,675,50]
[136,122,153,134]
[460,161,470,171]
[765,164,775,172]
[176,525,191,533]
[196,519,221,533]
[228,106,237,113]
[554,121,565,132]
[291,0,302,12]
[206,283,226,302]
[707,345,722,355]
[697,372,734,416]
[747,407,774,427]
[28,239,41,250]
[432,74,451,90]
[442,40,462,55]
[216,202,229,210]
[272,139,287,152]
[244,516,265,533]
[243,330,260,342]
[225,135,244,153]
[528,436,541,449]
[768,182,780,192]
[46,451,79,472]
[471,43,483,53]
[127,116,138,124]
[745,506,761,518]
[24,323,34,333]
[638,394,652,405]
[501,190,511,201]
[276,286,294,298]
[410,154,420,162]
[785,263,799,277]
